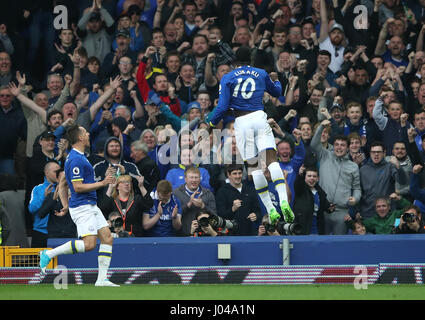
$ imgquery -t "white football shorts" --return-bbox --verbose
[234,110,276,161]
[69,204,108,238]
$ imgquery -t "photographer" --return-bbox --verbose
[191,210,235,237]
[392,205,425,234]
[108,211,134,238]
[258,214,281,236]
[258,213,302,236]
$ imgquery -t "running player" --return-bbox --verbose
[39,124,119,287]
[208,46,294,224]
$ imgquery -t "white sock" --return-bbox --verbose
[268,162,288,203]
[252,169,275,214]
[46,240,85,259]
[97,244,112,282]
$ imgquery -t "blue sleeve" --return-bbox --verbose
[209,75,231,126]
[200,169,213,192]
[54,125,65,139]
[88,91,99,108]
[28,185,44,214]
[264,72,282,98]
[121,134,132,161]
[291,140,306,174]
[159,103,182,132]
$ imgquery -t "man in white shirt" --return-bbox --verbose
[319,22,346,74]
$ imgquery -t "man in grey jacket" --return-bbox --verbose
[77,4,115,64]
[173,166,217,236]
[360,141,408,219]
[311,119,362,234]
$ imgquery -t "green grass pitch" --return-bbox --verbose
[1,284,425,300]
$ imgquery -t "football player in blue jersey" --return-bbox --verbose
[39,124,119,287]
[208,46,294,224]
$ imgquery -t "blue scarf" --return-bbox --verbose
[185,185,202,199]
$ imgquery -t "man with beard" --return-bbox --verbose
[385,141,412,200]
[319,0,345,73]
[93,137,142,203]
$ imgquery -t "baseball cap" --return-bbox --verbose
[329,103,344,111]
[127,4,142,15]
[187,101,201,111]
[146,98,157,106]
[89,11,101,21]
[116,29,130,38]
[330,22,344,33]
[41,131,56,140]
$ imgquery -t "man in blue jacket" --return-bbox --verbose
[28,161,61,248]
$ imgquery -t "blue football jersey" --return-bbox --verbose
[209,65,281,126]
[65,148,97,208]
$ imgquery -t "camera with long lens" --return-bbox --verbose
[402,212,416,223]
[208,215,238,231]
[196,215,237,235]
[276,218,302,235]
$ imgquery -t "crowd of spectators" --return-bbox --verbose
[1,0,425,247]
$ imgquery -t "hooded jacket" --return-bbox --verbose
[93,137,142,202]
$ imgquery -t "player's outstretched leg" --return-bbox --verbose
[251,169,280,223]
[268,161,295,223]
[39,240,86,274]
[95,227,119,287]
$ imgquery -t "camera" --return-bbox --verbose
[208,215,238,231]
[198,216,210,228]
[109,217,124,232]
[276,219,302,235]
[402,212,416,223]
[262,221,277,233]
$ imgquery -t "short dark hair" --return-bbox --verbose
[226,164,244,174]
[47,109,63,122]
[370,141,385,152]
[333,135,349,145]
[304,166,319,175]
[66,124,83,145]
[318,50,331,59]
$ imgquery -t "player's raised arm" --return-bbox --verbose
[265,71,282,98]
[208,75,231,127]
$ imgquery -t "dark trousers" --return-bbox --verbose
[31,230,48,248]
